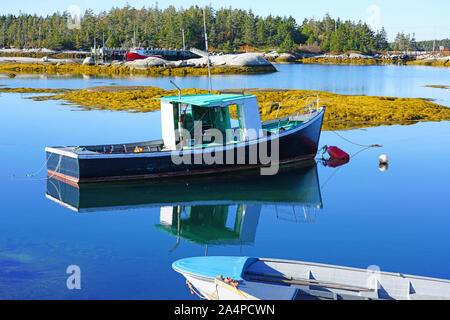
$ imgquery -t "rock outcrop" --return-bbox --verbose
[82,57,95,65]
[125,52,274,70]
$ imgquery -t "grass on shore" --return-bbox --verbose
[19,86,450,131]
[0,63,276,77]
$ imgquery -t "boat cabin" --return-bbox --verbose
[157,94,262,150]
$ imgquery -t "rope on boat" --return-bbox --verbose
[186,280,208,300]
[214,277,249,300]
[46,154,63,180]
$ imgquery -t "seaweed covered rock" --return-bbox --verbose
[28,86,450,131]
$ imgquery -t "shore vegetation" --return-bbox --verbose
[0,63,275,77]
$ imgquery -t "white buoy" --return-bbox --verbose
[379,154,389,165]
[379,164,389,172]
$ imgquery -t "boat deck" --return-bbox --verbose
[50,139,166,156]
[48,119,307,156]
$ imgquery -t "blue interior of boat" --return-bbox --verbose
[172,256,257,281]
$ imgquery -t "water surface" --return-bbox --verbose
[1,63,449,106]
[0,64,449,299]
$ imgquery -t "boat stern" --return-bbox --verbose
[45,146,81,183]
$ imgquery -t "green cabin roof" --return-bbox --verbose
[157,94,255,107]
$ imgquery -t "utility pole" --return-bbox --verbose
[432,26,436,52]
[180,28,185,50]
[93,37,96,60]
[203,8,212,94]
[38,26,41,48]
[102,32,106,61]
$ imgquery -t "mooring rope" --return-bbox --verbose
[330,130,382,148]
[319,146,372,190]
[12,151,62,181]
[46,154,63,180]
[24,152,53,177]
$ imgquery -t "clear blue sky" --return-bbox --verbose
[1,0,449,41]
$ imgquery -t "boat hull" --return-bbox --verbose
[46,108,324,183]
[45,160,322,211]
[173,256,450,300]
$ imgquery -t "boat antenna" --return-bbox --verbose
[203,8,212,94]
[170,80,182,101]
[170,80,184,150]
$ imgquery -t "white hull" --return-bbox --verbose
[174,257,450,300]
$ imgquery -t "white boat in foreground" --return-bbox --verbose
[173,256,450,300]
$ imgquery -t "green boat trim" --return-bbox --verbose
[156,93,256,107]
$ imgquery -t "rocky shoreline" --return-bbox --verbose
[0,52,277,77]
[262,51,450,67]
[1,49,448,77]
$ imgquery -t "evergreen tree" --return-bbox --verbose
[0,6,394,54]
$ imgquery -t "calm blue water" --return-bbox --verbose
[1,63,450,106]
[0,64,449,299]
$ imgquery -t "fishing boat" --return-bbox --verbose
[45,91,325,183]
[126,48,163,61]
[173,256,450,300]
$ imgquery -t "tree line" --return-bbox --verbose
[0,5,441,54]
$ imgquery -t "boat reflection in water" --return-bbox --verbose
[46,160,322,251]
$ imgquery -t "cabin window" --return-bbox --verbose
[173,103,235,148]
[226,104,246,143]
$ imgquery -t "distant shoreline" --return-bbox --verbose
[1,49,448,70]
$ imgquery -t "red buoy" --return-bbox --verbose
[324,157,350,168]
[326,146,350,160]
